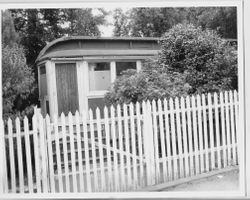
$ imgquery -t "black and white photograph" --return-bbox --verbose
[0,0,248,198]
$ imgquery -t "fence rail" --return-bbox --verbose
[2,90,238,193]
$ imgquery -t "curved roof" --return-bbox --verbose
[36,36,160,63]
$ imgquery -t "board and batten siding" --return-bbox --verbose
[55,63,79,115]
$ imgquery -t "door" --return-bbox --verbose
[55,63,79,115]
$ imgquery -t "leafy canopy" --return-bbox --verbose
[112,7,237,39]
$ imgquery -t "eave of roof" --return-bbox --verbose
[38,49,159,62]
[36,36,160,63]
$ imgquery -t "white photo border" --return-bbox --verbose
[0,0,247,199]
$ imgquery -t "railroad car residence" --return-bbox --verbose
[36,36,160,117]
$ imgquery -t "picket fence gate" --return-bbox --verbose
[2,90,238,193]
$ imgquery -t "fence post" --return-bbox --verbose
[142,101,155,186]
[38,114,49,192]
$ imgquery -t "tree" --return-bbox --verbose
[113,8,130,37]
[184,7,237,39]
[105,24,237,105]
[63,8,108,36]
[119,8,184,37]
[2,11,34,120]
[2,10,19,47]
[112,7,237,39]
[158,23,237,94]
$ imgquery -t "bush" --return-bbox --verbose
[105,24,237,105]
[158,23,237,94]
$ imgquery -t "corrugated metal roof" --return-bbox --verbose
[36,36,160,63]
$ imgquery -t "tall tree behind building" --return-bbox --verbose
[113,8,131,37]
[112,7,237,39]
[2,10,34,120]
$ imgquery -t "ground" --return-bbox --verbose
[161,169,239,191]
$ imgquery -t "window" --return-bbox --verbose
[116,61,136,76]
[89,62,111,91]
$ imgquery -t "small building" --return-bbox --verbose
[36,36,160,117]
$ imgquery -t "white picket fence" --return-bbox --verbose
[2,90,238,193]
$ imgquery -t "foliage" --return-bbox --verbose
[105,24,237,105]
[62,8,108,36]
[2,44,35,120]
[184,7,237,39]
[113,8,131,37]
[112,7,237,39]
[2,11,35,120]
[113,8,184,37]
[104,60,191,105]
[2,11,19,46]
[158,24,237,94]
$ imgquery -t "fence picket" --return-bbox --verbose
[208,93,215,170]
[191,96,200,175]
[175,97,184,178]
[45,115,55,193]
[75,112,84,192]
[129,103,138,189]
[32,116,41,193]
[229,91,237,165]
[180,97,189,177]
[163,99,172,181]
[169,98,178,180]
[60,113,70,192]
[146,101,155,185]
[157,99,167,182]
[142,101,150,185]
[197,95,205,173]
[104,106,113,192]
[219,93,227,168]
[110,106,120,191]
[136,102,144,187]
[225,91,231,166]
[152,100,160,183]
[15,118,24,193]
[96,108,106,192]
[24,117,34,193]
[201,94,209,172]
[38,115,49,193]
[186,96,194,176]
[214,93,221,169]
[89,109,99,192]
[53,115,63,192]
[123,104,132,189]
[82,112,91,192]
[7,119,16,192]
[234,90,238,164]
[74,112,84,192]
[68,112,77,192]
